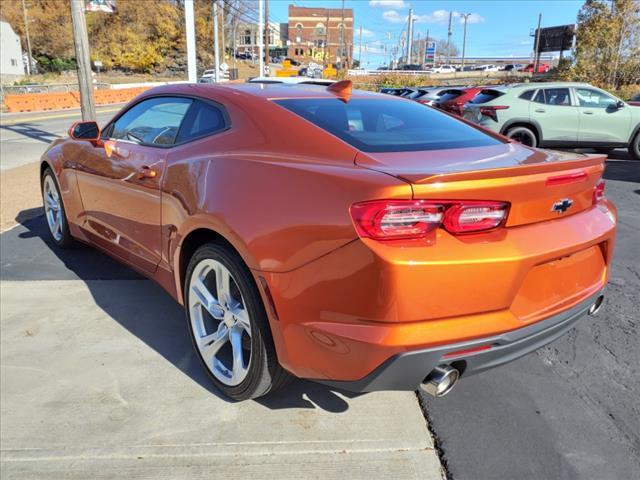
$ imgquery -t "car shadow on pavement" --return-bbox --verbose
[4,211,362,412]
[0,123,63,144]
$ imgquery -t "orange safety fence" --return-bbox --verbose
[3,87,151,113]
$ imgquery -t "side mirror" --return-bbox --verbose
[69,121,100,141]
[616,100,625,109]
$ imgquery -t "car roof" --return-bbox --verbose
[136,82,385,103]
[491,82,596,91]
[248,76,334,85]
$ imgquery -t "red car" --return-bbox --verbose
[521,63,550,73]
[434,87,484,116]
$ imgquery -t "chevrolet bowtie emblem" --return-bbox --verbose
[552,198,574,214]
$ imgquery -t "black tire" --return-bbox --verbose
[41,167,75,248]
[185,243,291,400]
[629,132,640,160]
[506,125,538,148]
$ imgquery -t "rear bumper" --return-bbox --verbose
[316,290,603,392]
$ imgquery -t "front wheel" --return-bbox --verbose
[185,243,290,400]
[41,168,74,248]
[629,132,640,160]
[506,126,538,148]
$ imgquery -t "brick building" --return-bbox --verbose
[288,5,353,67]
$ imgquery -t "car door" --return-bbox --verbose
[574,87,632,144]
[529,87,579,143]
[74,96,193,273]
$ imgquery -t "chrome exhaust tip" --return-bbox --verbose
[419,365,460,397]
[588,295,605,316]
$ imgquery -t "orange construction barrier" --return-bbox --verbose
[4,86,153,113]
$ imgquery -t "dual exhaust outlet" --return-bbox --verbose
[420,294,605,397]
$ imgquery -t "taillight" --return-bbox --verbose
[593,179,605,204]
[350,200,509,240]
[479,105,509,121]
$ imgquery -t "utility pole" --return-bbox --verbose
[533,13,542,74]
[70,0,95,121]
[324,9,330,67]
[185,0,197,82]
[213,0,220,82]
[258,0,264,76]
[264,0,269,72]
[461,13,471,70]
[340,0,345,69]
[407,9,414,65]
[21,0,33,75]
[446,11,453,64]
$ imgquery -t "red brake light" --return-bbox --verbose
[350,200,444,240]
[350,200,509,240]
[442,202,509,234]
[593,179,605,204]
[546,171,588,186]
[479,105,509,121]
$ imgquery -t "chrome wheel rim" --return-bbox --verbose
[188,259,252,386]
[43,175,63,242]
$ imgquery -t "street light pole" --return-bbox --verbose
[69,0,95,121]
[213,0,220,83]
[258,0,264,76]
[461,13,471,70]
[184,0,197,82]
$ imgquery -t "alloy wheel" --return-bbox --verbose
[509,129,536,147]
[43,175,63,242]
[188,258,252,386]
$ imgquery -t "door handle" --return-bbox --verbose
[534,108,546,113]
[583,111,594,115]
[138,166,157,179]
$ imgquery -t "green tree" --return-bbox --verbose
[566,0,640,88]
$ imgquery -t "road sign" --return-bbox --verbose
[534,24,575,53]
[425,41,436,65]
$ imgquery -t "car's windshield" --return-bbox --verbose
[274,97,502,153]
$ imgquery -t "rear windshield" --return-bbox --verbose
[274,98,502,153]
[437,90,464,101]
[470,89,505,104]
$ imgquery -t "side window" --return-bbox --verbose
[533,89,545,104]
[575,88,618,108]
[519,89,535,101]
[176,100,227,143]
[110,97,192,146]
[543,88,571,106]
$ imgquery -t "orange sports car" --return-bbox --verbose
[40,81,617,400]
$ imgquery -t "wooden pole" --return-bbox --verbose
[70,0,95,121]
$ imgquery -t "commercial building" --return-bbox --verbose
[235,22,288,59]
[1,20,25,83]
[288,5,353,67]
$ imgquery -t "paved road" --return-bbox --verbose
[421,152,640,480]
[0,106,121,170]
[0,217,442,479]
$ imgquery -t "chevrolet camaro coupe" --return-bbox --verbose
[41,81,617,400]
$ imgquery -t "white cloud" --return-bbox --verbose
[382,9,406,23]
[460,13,485,25]
[369,0,408,8]
[407,10,485,25]
[360,28,375,38]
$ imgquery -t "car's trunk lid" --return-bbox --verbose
[355,144,605,227]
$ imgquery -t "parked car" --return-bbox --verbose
[434,87,484,115]
[502,64,524,72]
[462,82,640,158]
[475,64,500,72]
[628,93,640,106]
[42,81,616,401]
[412,85,469,105]
[198,69,216,83]
[521,63,550,73]
[400,64,422,71]
[430,65,457,74]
